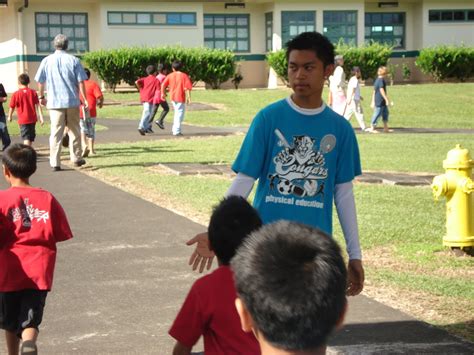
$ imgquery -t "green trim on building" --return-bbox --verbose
[235,54,266,61]
[391,50,419,58]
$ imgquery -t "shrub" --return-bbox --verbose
[266,41,392,84]
[82,46,236,91]
[416,45,474,82]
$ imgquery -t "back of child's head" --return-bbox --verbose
[352,66,361,75]
[285,31,334,68]
[232,221,347,352]
[378,66,387,76]
[2,143,37,179]
[146,64,157,75]
[157,63,166,73]
[172,60,183,71]
[18,73,30,86]
[208,196,262,265]
[84,68,91,79]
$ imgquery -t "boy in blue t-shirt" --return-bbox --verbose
[367,66,392,133]
[187,31,364,296]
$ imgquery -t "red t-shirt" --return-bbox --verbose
[162,71,192,103]
[0,187,73,292]
[9,87,39,124]
[136,75,159,103]
[80,80,103,118]
[152,73,167,104]
[169,266,260,355]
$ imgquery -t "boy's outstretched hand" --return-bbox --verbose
[346,259,364,296]
[187,232,215,272]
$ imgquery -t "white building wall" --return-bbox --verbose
[422,1,474,47]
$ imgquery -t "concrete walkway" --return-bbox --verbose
[0,120,473,354]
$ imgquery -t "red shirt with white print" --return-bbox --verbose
[9,87,39,125]
[0,187,73,292]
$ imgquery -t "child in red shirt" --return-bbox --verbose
[148,63,170,130]
[169,196,262,355]
[135,65,159,135]
[8,74,44,146]
[0,144,73,355]
[79,68,104,157]
[161,60,192,136]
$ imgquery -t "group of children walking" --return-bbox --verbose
[136,60,192,137]
[329,57,393,133]
[1,69,103,158]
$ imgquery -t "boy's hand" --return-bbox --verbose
[346,259,364,296]
[39,117,44,126]
[187,232,215,273]
[370,102,375,109]
[7,116,12,122]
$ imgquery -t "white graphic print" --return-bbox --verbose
[268,129,336,202]
[9,198,49,227]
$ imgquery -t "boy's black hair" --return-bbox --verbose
[172,60,183,71]
[208,196,262,265]
[146,65,157,75]
[285,31,335,68]
[2,143,37,179]
[84,68,91,79]
[157,63,167,73]
[18,73,30,86]
[352,66,361,74]
[232,221,347,351]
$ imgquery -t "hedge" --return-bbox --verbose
[82,46,236,91]
[416,45,474,82]
[266,42,393,83]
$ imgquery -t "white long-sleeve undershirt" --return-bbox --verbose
[225,172,361,260]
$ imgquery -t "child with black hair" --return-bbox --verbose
[136,64,159,135]
[169,196,261,355]
[8,74,44,146]
[232,221,348,355]
[0,143,73,355]
[161,60,192,136]
[148,63,170,130]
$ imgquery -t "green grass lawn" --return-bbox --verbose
[100,83,474,129]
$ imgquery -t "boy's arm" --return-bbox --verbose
[379,87,389,105]
[97,95,104,109]
[37,104,44,125]
[79,81,88,109]
[185,89,191,104]
[370,90,375,108]
[7,107,14,122]
[172,342,192,355]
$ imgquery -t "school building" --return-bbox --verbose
[1,0,473,92]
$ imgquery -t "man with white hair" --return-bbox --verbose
[35,34,88,171]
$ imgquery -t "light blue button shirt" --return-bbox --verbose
[35,50,88,109]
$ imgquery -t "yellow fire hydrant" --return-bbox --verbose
[432,144,474,252]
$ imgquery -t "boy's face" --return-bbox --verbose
[288,50,333,103]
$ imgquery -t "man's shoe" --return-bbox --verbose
[155,121,165,130]
[146,128,154,133]
[20,340,37,355]
[173,133,183,136]
[138,128,145,136]
[52,166,62,172]
[82,147,90,158]
[74,159,86,167]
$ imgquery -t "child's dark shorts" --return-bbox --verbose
[0,289,48,336]
[20,123,36,142]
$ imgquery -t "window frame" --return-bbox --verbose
[364,12,406,50]
[107,11,197,26]
[281,11,316,45]
[203,14,251,53]
[323,10,358,45]
[35,12,89,54]
[428,9,474,23]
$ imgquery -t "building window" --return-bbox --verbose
[107,12,197,26]
[204,14,250,52]
[35,12,89,53]
[281,11,315,45]
[429,9,474,23]
[265,12,273,52]
[323,11,357,45]
[365,12,405,49]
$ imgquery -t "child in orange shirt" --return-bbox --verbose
[161,60,192,136]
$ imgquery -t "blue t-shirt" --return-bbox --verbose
[232,98,362,236]
[373,77,387,107]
